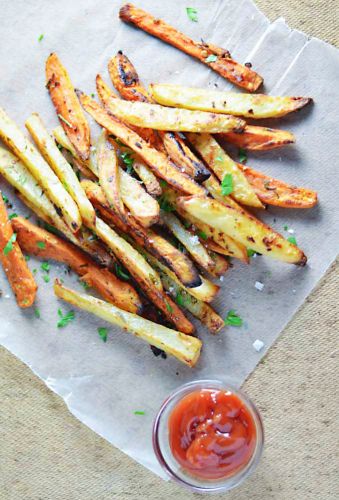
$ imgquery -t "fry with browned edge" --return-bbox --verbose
[219,125,295,151]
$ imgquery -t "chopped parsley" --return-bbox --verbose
[3,233,17,256]
[57,308,75,328]
[158,194,174,212]
[225,309,243,327]
[115,263,131,281]
[38,34,44,42]
[183,220,191,229]
[79,280,90,290]
[287,236,297,246]
[58,114,73,128]
[40,261,50,273]
[186,7,198,22]
[42,275,50,283]
[9,213,17,220]
[134,410,145,415]
[205,55,218,63]
[175,290,190,307]
[91,93,95,98]
[159,179,168,188]
[283,225,289,231]
[165,300,173,313]
[24,255,30,261]
[34,307,41,319]
[238,148,247,164]
[247,248,256,257]
[2,194,9,204]
[221,173,233,196]
[37,241,46,249]
[197,230,208,240]
[98,327,108,342]
[120,151,134,174]
[43,222,59,235]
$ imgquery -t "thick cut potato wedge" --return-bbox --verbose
[187,133,263,208]
[46,53,90,160]
[83,181,202,288]
[119,4,263,92]
[177,196,307,265]
[96,132,124,215]
[54,280,201,367]
[0,195,37,308]
[219,125,295,151]
[150,84,312,119]
[161,212,215,274]
[142,247,219,304]
[237,164,318,208]
[0,108,81,233]
[93,95,245,133]
[13,217,141,313]
[108,52,211,183]
[26,113,96,225]
[77,92,205,196]
[156,269,225,334]
[53,126,96,179]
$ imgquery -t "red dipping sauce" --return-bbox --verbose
[168,389,257,480]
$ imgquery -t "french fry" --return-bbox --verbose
[150,84,312,119]
[26,113,96,225]
[128,157,162,197]
[96,131,124,215]
[108,52,211,182]
[54,280,201,366]
[237,164,318,208]
[93,94,245,133]
[187,133,263,208]
[177,195,307,265]
[12,217,141,313]
[0,108,81,233]
[0,195,37,308]
[46,53,90,160]
[161,212,215,274]
[119,4,263,92]
[219,125,295,151]
[206,250,229,278]
[77,91,206,196]
[155,269,225,334]
[83,181,202,288]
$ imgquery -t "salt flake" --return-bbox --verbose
[253,339,264,352]
[255,281,264,291]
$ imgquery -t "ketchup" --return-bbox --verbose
[168,389,257,480]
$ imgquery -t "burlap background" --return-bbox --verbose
[1,1,338,499]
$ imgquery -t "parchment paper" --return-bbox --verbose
[0,0,338,479]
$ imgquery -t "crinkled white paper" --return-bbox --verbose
[0,0,338,479]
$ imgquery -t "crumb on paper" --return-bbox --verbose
[255,281,264,291]
[253,339,265,352]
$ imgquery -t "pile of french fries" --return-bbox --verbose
[0,3,317,367]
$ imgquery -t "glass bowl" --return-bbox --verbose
[152,379,264,494]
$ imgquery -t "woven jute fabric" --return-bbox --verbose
[1,1,338,499]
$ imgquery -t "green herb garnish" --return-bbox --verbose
[37,241,46,249]
[98,327,108,342]
[24,255,30,261]
[38,34,44,42]
[247,248,256,257]
[34,307,41,319]
[43,222,59,235]
[3,233,17,256]
[134,410,145,415]
[205,55,218,63]
[91,93,95,98]
[221,173,233,196]
[186,7,198,22]
[238,148,247,164]
[158,194,174,213]
[115,263,131,281]
[2,194,9,204]
[225,309,243,327]
[198,230,208,240]
[80,280,90,290]
[159,179,168,188]
[40,261,50,273]
[9,213,18,220]
[120,151,134,174]
[57,309,75,328]
[216,154,223,162]
[287,236,297,246]
[42,275,50,283]
[165,301,173,313]
[283,225,288,231]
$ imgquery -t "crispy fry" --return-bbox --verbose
[219,125,295,151]
[177,195,307,265]
[155,268,225,334]
[46,53,90,160]
[83,181,202,288]
[129,157,162,197]
[96,131,124,215]
[26,113,96,225]
[94,95,245,133]
[237,164,318,208]
[187,133,263,208]
[108,52,211,182]
[161,212,215,274]
[12,217,141,313]
[119,4,263,92]
[54,280,201,366]
[77,92,206,196]
[150,84,312,119]
[0,195,37,307]
[0,108,81,233]
[205,250,229,278]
